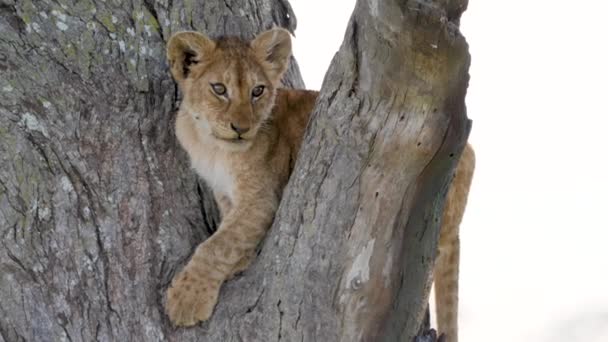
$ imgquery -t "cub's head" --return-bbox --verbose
[167,28,292,150]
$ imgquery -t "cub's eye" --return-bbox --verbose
[251,85,265,98]
[211,83,227,96]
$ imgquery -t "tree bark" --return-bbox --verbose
[0,0,469,341]
[214,1,470,341]
[0,0,299,341]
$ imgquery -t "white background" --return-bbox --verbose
[291,0,608,341]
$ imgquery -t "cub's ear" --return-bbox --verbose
[251,28,292,84]
[166,31,215,83]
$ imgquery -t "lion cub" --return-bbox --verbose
[165,28,474,342]
[165,28,316,326]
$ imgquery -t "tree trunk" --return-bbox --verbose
[0,0,469,341]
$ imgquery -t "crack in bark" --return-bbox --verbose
[294,296,304,330]
[143,0,165,41]
[47,145,123,332]
[326,80,342,108]
[0,3,25,34]
[276,299,284,341]
[3,244,38,283]
[348,18,360,96]
[223,0,235,15]
[286,146,332,260]
[245,287,265,314]
[57,313,74,342]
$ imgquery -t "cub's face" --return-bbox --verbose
[167,29,292,150]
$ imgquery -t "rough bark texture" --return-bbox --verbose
[222,0,471,341]
[0,0,299,341]
[0,0,469,341]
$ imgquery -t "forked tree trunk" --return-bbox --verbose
[0,0,469,341]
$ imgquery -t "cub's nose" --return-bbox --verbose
[230,123,251,135]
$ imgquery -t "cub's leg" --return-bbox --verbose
[216,194,232,219]
[226,250,256,280]
[434,144,475,342]
[165,188,278,326]
[215,194,254,280]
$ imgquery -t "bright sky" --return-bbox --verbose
[291,0,608,341]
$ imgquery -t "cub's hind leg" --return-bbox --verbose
[434,143,475,342]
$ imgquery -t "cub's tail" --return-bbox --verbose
[434,143,475,342]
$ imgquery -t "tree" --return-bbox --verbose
[0,0,469,341]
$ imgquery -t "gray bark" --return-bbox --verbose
[0,0,469,341]
[218,1,470,341]
[0,0,299,341]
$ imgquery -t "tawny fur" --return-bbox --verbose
[435,144,475,342]
[165,28,475,340]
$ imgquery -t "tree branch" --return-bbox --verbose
[0,0,469,340]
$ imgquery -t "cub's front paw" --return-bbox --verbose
[165,270,221,326]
